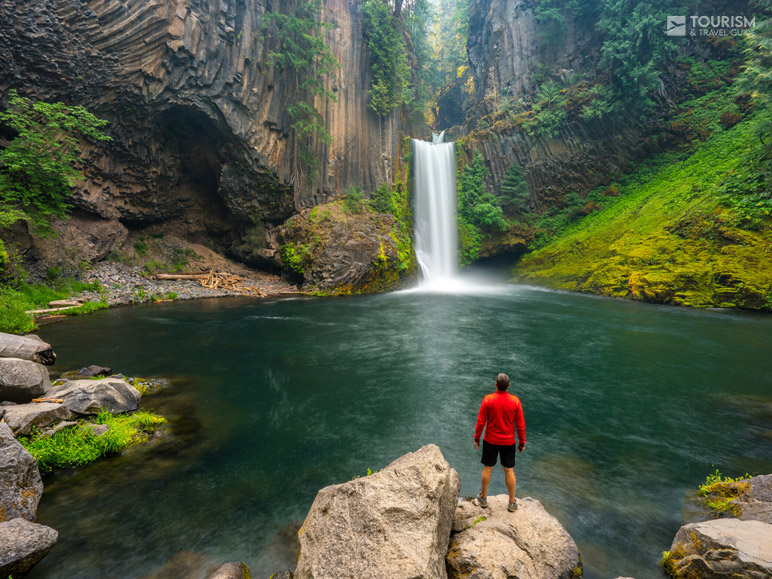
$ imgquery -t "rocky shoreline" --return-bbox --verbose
[31,262,304,320]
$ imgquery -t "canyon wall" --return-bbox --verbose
[0,0,400,254]
[462,0,643,208]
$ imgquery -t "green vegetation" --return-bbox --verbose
[697,469,751,516]
[343,186,365,214]
[0,90,110,233]
[0,278,102,334]
[263,0,339,179]
[362,0,411,117]
[456,153,507,264]
[19,410,166,473]
[0,91,110,279]
[514,107,772,309]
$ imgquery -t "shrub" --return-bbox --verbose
[0,288,36,334]
[344,186,365,214]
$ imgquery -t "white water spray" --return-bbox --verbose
[412,131,458,286]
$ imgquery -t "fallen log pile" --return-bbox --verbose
[155,271,267,297]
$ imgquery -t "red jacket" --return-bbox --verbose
[474,390,525,446]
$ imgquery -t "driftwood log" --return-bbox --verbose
[0,333,56,365]
[154,272,210,280]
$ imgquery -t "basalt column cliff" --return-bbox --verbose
[0,0,401,259]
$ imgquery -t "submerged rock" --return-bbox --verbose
[0,518,58,578]
[76,365,113,378]
[50,378,140,415]
[0,358,51,403]
[208,562,251,579]
[666,518,772,577]
[0,422,44,522]
[2,403,73,437]
[295,444,460,579]
[446,496,582,579]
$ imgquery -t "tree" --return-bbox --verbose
[362,0,411,117]
[0,90,110,233]
[263,0,339,180]
[498,164,530,215]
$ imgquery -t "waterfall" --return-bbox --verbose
[412,131,458,285]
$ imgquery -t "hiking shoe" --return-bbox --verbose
[476,494,488,508]
[508,500,518,512]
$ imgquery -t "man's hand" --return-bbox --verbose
[518,442,525,453]
[474,440,479,451]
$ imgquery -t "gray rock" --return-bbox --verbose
[2,402,73,437]
[86,424,110,437]
[50,378,141,415]
[295,444,460,579]
[76,365,113,377]
[0,358,51,403]
[0,518,58,577]
[207,562,251,579]
[446,496,582,579]
[0,422,43,522]
[269,571,294,579]
[0,333,56,366]
[738,474,772,524]
[668,518,772,577]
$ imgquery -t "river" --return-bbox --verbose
[29,281,772,578]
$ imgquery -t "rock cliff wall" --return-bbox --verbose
[462,0,644,208]
[0,0,400,255]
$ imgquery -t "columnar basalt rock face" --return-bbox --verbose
[0,0,399,256]
[463,0,644,208]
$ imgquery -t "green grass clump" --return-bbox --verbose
[19,410,166,472]
[697,469,751,516]
[514,110,772,310]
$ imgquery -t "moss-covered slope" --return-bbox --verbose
[513,112,772,310]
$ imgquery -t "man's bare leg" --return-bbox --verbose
[480,465,493,497]
[504,467,517,503]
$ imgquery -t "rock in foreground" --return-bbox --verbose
[0,422,44,521]
[2,402,74,437]
[446,496,582,579]
[667,518,772,577]
[295,444,460,579]
[0,518,58,578]
[0,333,56,366]
[0,358,51,403]
[50,378,140,415]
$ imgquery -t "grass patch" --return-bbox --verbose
[514,109,772,310]
[0,278,104,333]
[697,469,751,516]
[19,410,166,473]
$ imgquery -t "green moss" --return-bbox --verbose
[514,110,772,310]
[19,410,166,473]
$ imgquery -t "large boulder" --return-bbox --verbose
[666,518,772,577]
[208,562,251,579]
[50,378,141,415]
[0,333,56,366]
[295,444,461,579]
[737,474,772,524]
[446,496,582,579]
[0,518,58,578]
[0,358,52,403]
[0,422,44,522]
[2,403,73,437]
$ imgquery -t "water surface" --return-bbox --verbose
[30,284,772,578]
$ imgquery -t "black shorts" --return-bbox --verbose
[481,440,516,468]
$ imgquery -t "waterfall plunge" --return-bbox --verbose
[412,131,458,287]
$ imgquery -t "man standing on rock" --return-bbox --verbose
[474,372,525,512]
